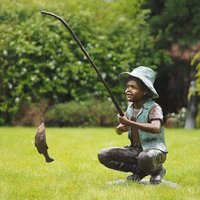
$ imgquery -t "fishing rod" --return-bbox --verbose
[41,11,124,116]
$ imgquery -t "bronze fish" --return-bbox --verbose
[35,122,54,163]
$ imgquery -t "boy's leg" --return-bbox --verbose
[98,146,141,173]
[138,149,166,184]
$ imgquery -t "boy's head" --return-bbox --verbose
[119,66,159,100]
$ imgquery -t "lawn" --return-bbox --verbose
[0,127,199,200]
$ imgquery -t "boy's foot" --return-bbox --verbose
[150,166,166,184]
[127,172,146,182]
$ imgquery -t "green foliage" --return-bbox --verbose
[141,0,200,121]
[191,52,200,128]
[45,99,118,127]
[0,0,169,125]
[144,0,200,47]
[196,104,200,128]
[191,52,200,95]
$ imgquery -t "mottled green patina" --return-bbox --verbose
[126,99,167,152]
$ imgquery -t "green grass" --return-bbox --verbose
[0,127,200,200]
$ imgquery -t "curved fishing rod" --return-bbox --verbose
[41,11,124,116]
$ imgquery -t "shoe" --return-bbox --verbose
[150,166,166,184]
[127,172,146,182]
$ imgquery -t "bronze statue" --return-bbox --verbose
[98,66,168,184]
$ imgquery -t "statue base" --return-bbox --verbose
[106,178,179,188]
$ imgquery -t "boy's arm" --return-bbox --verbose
[118,115,161,134]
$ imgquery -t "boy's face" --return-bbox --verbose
[125,79,147,102]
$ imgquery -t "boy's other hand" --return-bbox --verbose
[116,123,129,135]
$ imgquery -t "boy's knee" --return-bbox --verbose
[138,151,152,164]
[138,151,154,174]
[97,148,109,164]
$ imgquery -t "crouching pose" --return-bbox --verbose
[98,66,167,184]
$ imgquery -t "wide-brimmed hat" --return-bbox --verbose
[119,66,159,99]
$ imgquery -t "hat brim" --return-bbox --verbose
[119,72,159,99]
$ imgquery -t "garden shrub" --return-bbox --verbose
[0,0,169,125]
[45,99,118,127]
[196,104,200,128]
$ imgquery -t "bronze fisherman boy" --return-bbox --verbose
[98,66,167,184]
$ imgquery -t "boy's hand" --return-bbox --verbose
[116,123,129,135]
[118,114,131,126]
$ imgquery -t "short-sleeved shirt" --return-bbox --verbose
[128,104,163,148]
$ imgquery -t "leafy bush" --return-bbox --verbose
[192,51,200,96]
[0,0,170,125]
[45,99,118,127]
[190,51,200,128]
